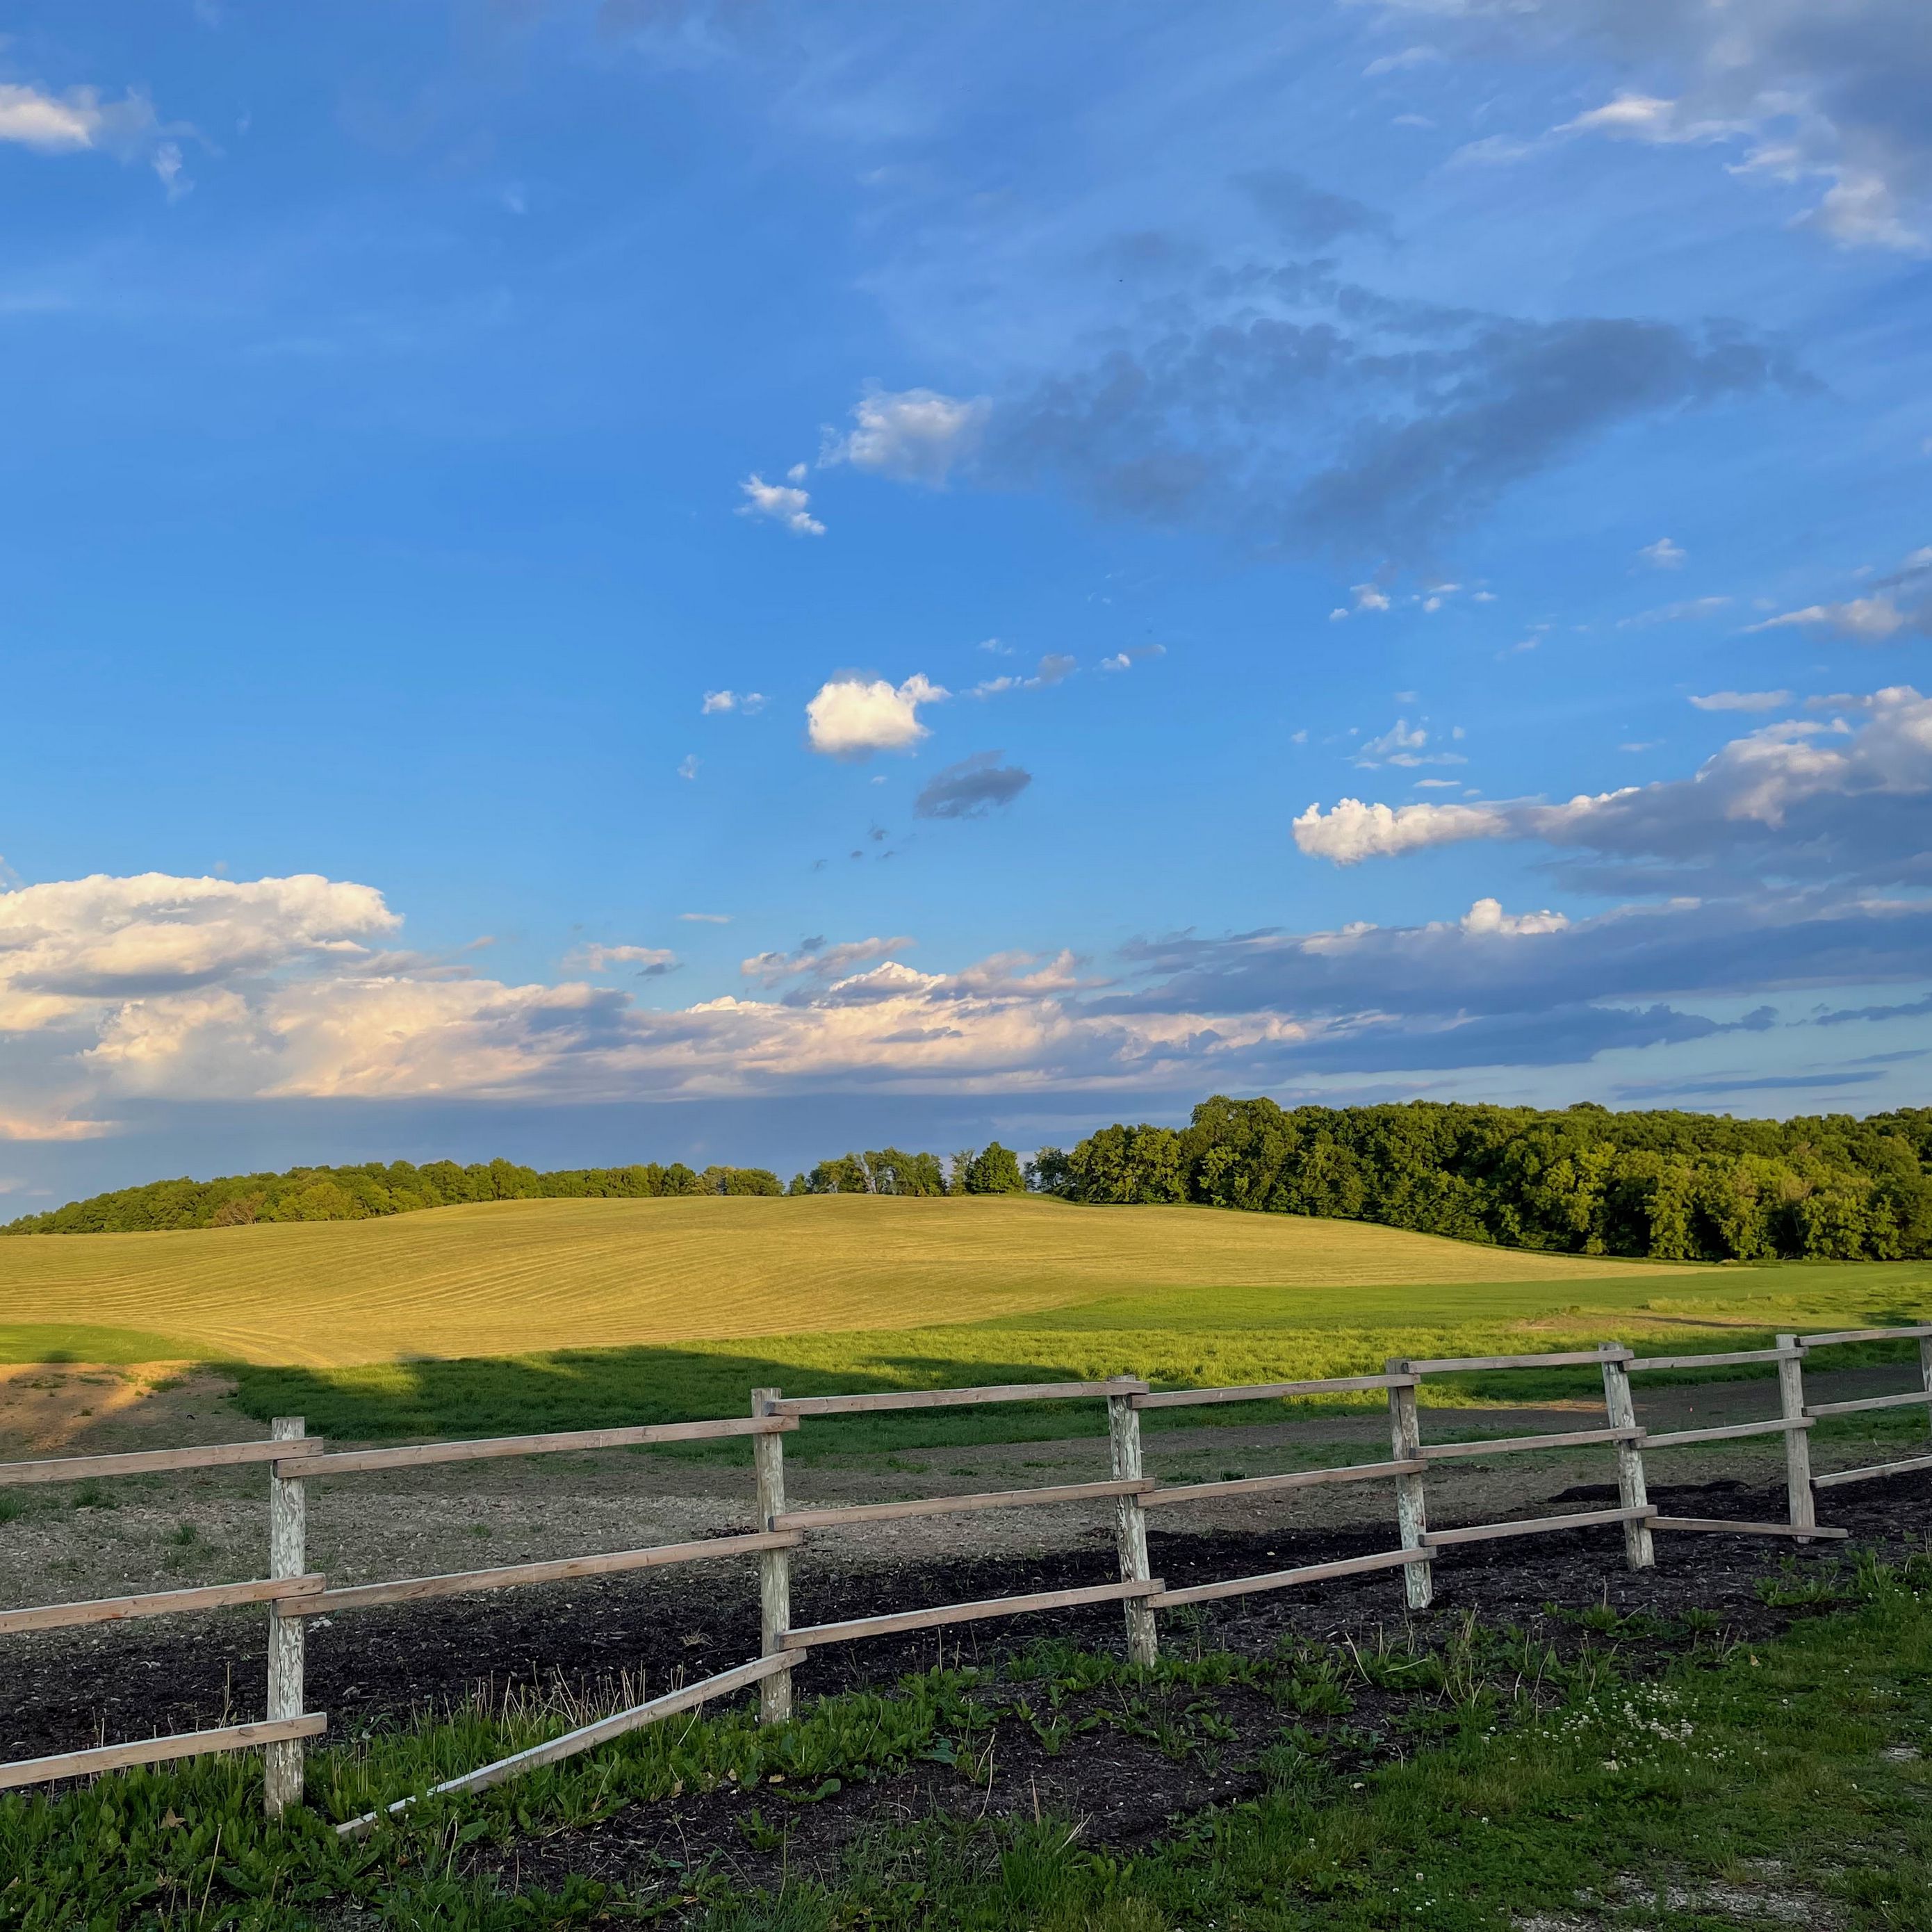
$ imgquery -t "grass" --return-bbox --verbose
[215,1259,1932,1449]
[0,1193,1708,1368]
[1,1195,1924,1449]
[5,1546,1931,1929]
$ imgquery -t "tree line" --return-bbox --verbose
[0,1143,1035,1234]
[1029,1096,1932,1262]
[11,1099,1930,1258]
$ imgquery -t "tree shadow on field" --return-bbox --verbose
[222,1345,1120,1457]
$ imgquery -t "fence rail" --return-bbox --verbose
[3,1319,1929,1820]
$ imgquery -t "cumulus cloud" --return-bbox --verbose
[565,944,679,978]
[701,689,766,714]
[1690,689,1792,712]
[736,473,824,536]
[1109,888,1932,1075]
[914,752,1032,820]
[1296,686,1932,887]
[3,862,1926,1115]
[821,388,989,486]
[1461,897,1569,937]
[1099,644,1166,672]
[1293,796,1508,863]
[0,873,398,1030]
[805,673,947,759]
[1638,537,1685,568]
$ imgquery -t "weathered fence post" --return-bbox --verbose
[1598,1343,1653,1571]
[1385,1359,1432,1610]
[751,1389,792,1723]
[263,1416,306,1818]
[1106,1386,1159,1667]
[1776,1334,1817,1539]
[1920,1334,1932,1445]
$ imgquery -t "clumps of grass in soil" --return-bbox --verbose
[15,1543,1932,1931]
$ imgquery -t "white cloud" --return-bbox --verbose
[1460,898,1569,937]
[1744,547,1932,643]
[701,689,765,715]
[1355,718,1467,770]
[0,872,398,1034]
[6,860,1929,1115]
[1638,537,1686,568]
[1801,168,1923,252]
[1559,93,1747,147]
[1617,596,1731,628]
[0,1109,120,1142]
[1098,644,1167,673]
[678,754,700,780]
[1336,583,1392,617]
[1751,595,1913,641]
[972,652,1076,696]
[565,944,678,977]
[735,473,824,537]
[0,82,193,193]
[805,673,948,759]
[821,388,990,486]
[740,936,915,988]
[1690,689,1793,713]
[1416,5,1932,254]
[1293,796,1512,863]
[1297,685,1932,875]
[1364,45,1442,76]
[679,912,731,924]
[152,141,188,202]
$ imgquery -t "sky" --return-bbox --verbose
[1,0,1929,1207]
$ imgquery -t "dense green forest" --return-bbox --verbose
[10,1102,1931,1259]
[1031,1097,1932,1262]
[1,1158,785,1234]
[0,1142,1033,1234]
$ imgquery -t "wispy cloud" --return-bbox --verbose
[736,473,824,537]
[564,944,679,979]
[972,653,1075,697]
[1689,689,1792,712]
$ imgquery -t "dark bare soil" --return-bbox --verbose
[10,1473,1925,1762]
[458,1473,1932,1911]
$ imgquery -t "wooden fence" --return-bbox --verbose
[3,1322,1929,1829]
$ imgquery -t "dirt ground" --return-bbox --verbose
[3,1359,1929,1920]
[2,1360,1928,1769]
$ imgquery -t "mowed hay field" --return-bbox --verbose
[0,1193,1710,1368]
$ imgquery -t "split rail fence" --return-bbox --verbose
[3,1322,1929,1831]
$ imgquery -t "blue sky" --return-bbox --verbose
[1,0,1929,1205]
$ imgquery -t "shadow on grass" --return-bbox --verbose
[223,1345,1138,1458]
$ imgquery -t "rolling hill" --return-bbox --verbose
[0,1191,1705,1368]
